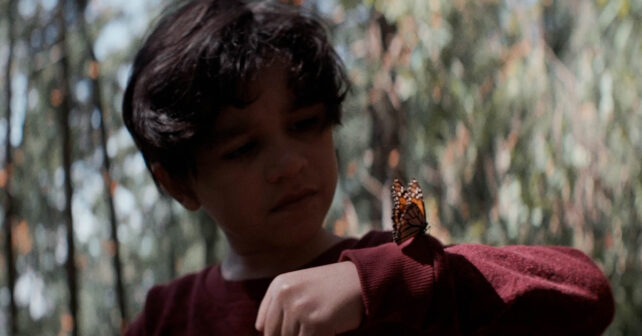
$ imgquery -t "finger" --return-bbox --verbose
[264,302,283,336]
[255,289,272,331]
[298,323,325,336]
[281,310,300,336]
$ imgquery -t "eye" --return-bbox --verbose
[291,115,322,132]
[223,141,257,159]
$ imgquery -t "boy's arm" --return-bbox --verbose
[339,233,615,334]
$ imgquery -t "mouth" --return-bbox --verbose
[271,189,318,213]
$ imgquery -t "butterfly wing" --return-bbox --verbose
[391,179,407,242]
[393,202,428,244]
[392,178,429,245]
[406,179,426,217]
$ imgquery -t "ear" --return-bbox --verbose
[151,163,201,211]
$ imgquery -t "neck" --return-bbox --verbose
[221,229,343,281]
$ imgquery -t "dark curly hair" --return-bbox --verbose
[122,0,349,182]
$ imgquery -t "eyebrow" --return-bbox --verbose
[211,99,323,143]
[213,123,250,143]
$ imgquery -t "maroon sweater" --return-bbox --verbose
[125,231,614,335]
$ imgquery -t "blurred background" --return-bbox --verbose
[0,0,640,334]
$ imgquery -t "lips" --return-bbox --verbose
[271,188,317,212]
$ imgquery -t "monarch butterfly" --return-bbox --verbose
[391,178,429,245]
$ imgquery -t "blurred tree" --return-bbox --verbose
[74,0,128,330]
[364,10,407,229]
[56,0,79,334]
[2,0,18,334]
[330,0,642,334]
[0,0,639,334]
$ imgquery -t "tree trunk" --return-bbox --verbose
[56,2,79,335]
[366,11,405,229]
[2,0,18,334]
[75,3,128,330]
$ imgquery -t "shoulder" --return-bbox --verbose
[125,266,219,335]
[146,270,206,310]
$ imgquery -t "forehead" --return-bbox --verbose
[212,64,294,132]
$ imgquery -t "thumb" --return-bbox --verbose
[255,290,272,331]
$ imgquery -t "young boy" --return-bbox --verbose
[121,0,614,335]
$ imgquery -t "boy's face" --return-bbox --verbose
[183,64,338,253]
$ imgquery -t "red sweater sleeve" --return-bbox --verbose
[339,233,614,335]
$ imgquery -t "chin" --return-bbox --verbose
[268,215,326,248]
[264,191,333,248]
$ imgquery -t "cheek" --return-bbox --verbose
[323,149,338,186]
[197,175,264,229]
[207,194,264,238]
[315,131,338,191]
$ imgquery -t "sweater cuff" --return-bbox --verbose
[339,235,439,327]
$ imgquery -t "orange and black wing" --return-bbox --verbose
[393,202,428,244]
[392,178,429,244]
[406,179,426,217]
[391,178,407,243]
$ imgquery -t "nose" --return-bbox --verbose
[265,140,308,183]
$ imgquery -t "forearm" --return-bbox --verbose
[447,243,614,334]
[340,233,614,334]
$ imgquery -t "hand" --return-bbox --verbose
[255,261,363,336]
